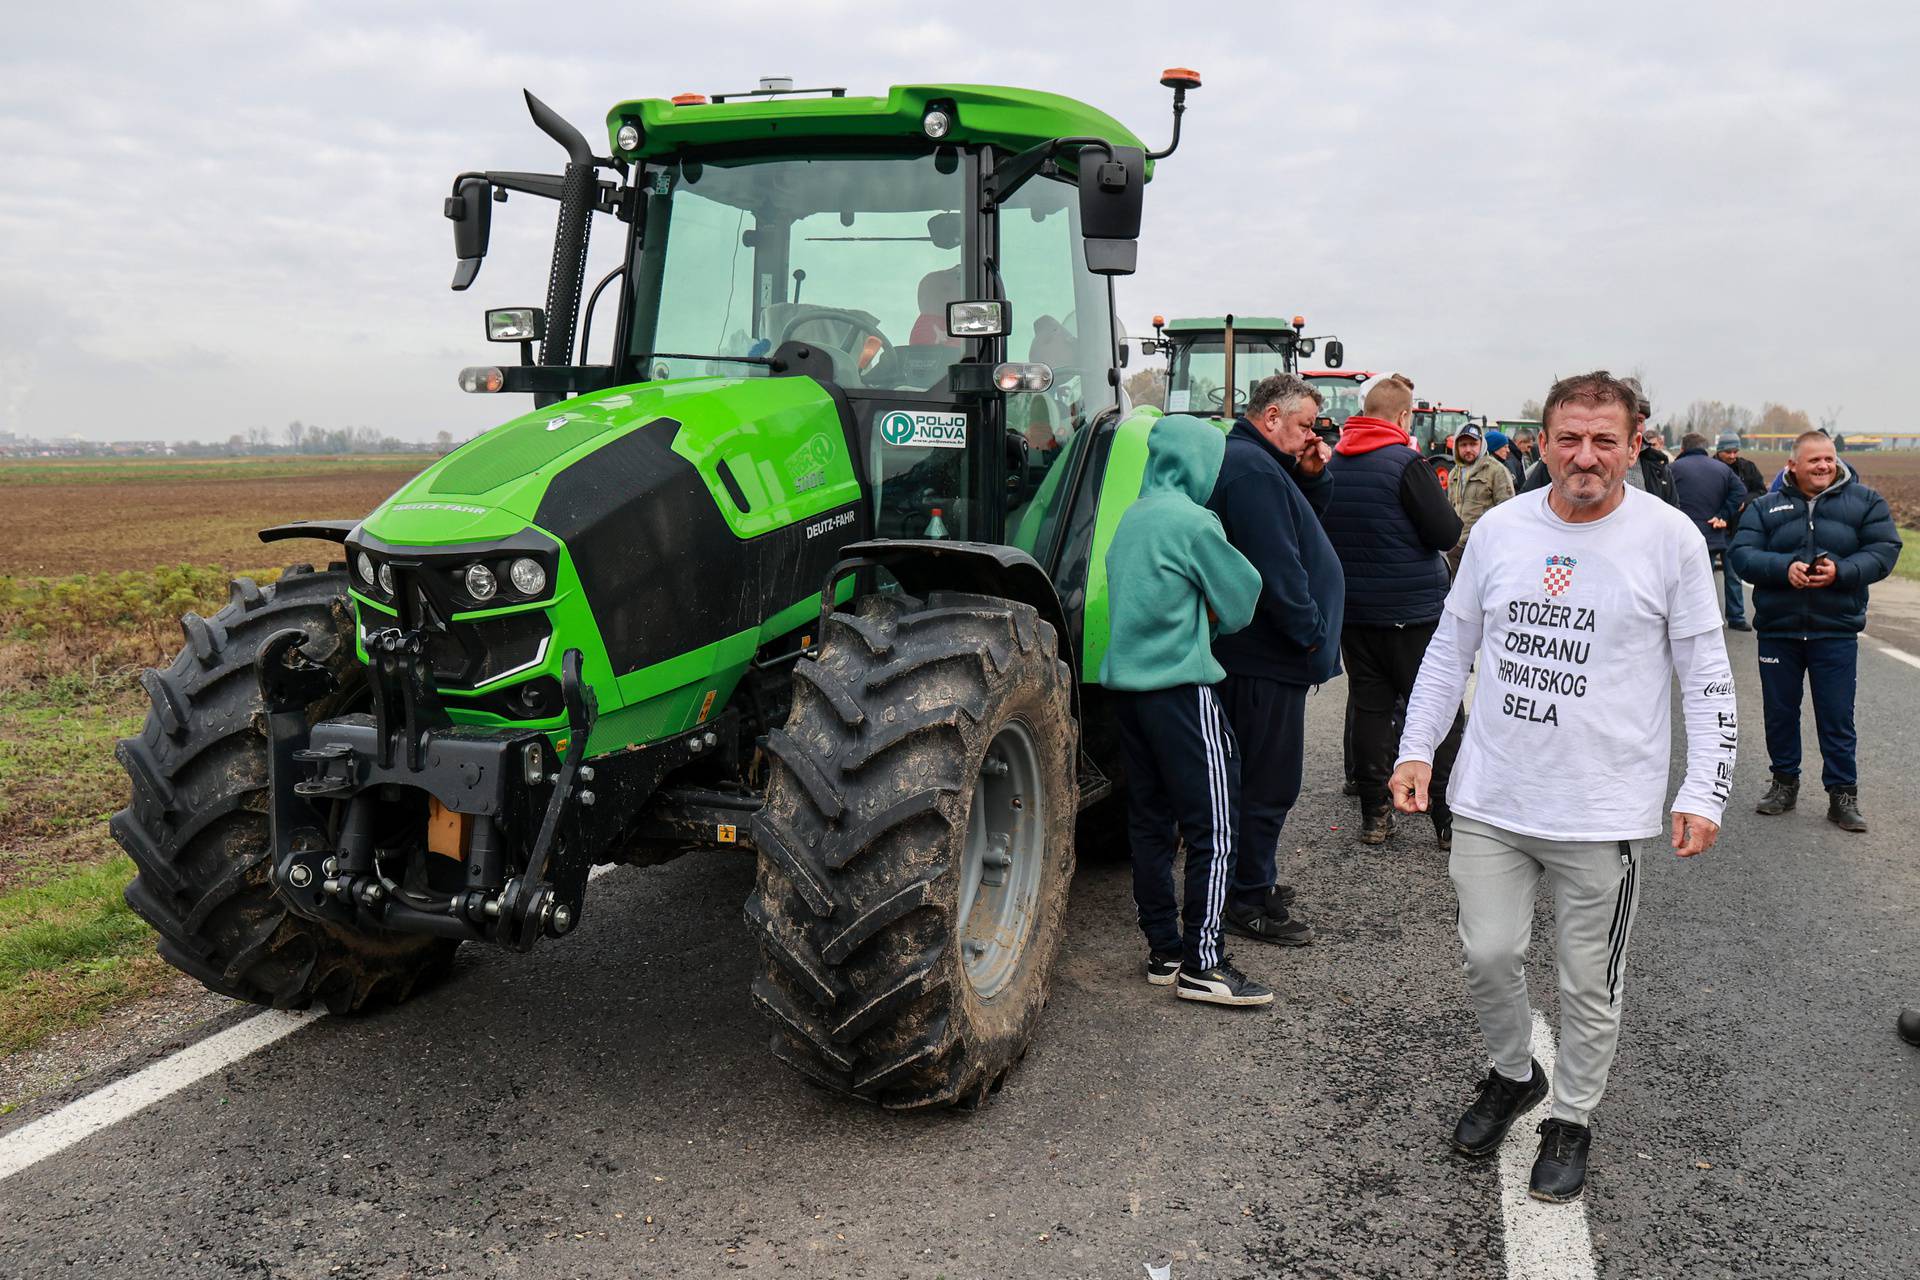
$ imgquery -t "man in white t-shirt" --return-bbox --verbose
[1389,370,1737,1204]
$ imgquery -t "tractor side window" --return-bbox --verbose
[645,184,761,381]
[1000,174,1118,561]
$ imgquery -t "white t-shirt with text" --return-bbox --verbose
[1428,487,1727,841]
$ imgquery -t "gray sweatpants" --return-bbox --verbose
[1449,815,1647,1125]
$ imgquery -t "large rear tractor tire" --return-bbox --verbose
[748,590,1078,1109]
[111,564,457,1011]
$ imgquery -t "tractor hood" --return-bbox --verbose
[361,376,856,547]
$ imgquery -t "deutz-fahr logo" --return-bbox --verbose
[879,409,967,449]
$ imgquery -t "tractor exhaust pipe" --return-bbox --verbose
[524,91,598,402]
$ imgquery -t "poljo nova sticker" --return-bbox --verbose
[878,409,967,449]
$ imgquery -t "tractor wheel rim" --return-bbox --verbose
[957,719,1045,1000]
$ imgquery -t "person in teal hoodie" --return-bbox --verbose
[1101,414,1271,1007]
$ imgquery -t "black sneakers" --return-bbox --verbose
[1451,1060,1549,1157]
[1223,899,1314,946]
[1756,774,1798,816]
[1265,884,1297,912]
[1899,1008,1920,1047]
[1145,950,1181,986]
[1827,787,1867,832]
[1175,957,1274,1007]
[1529,1118,1592,1203]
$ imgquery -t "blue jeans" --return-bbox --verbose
[1756,635,1858,790]
[1718,561,1745,625]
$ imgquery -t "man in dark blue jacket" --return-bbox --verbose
[1728,430,1902,831]
[1321,374,1465,847]
[1670,432,1746,628]
[1206,373,1346,945]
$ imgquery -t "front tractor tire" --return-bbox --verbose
[748,590,1078,1110]
[112,564,456,1012]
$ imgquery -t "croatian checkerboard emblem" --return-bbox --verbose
[1542,554,1577,597]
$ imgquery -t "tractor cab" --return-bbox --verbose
[1302,369,1376,439]
[1144,314,1343,419]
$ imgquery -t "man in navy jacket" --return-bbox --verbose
[1728,430,1902,831]
[1670,432,1746,628]
[1206,374,1347,945]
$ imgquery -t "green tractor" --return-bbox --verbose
[112,71,1206,1110]
[1144,313,1344,420]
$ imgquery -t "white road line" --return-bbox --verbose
[1498,1012,1597,1280]
[0,1010,323,1183]
[0,861,628,1184]
[1874,643,1920,671]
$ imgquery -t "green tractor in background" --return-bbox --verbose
[112,72,1207,1110]
[1143,313,1344,423]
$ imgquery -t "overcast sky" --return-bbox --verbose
[3,0,1916,443]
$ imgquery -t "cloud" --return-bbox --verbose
[1,0,1915,440]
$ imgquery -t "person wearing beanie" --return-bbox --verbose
[1391,370,1737,1204]
[1670,432,1747,632]
[1486,429,1526,490]
[1714,433,1765,630]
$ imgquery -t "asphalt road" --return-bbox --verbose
[2,623,1917,1279]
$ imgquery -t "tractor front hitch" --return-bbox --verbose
[261,630,730,951]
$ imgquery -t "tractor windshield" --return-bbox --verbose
[1166,337,1294,414]
[630,149,969,391]
[1307,377,1365,427]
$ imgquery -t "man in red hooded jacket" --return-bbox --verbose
[1321,375,1466,847]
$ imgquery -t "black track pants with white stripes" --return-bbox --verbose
[1449,815,1647,1125]
[1115,684,1239,971]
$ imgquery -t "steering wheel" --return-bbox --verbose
[777,308,894,372]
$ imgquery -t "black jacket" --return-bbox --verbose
[1206,420,1347,686]
[1726,455,1765,509]
[1727,464,1902,637]
[1670,448,1745,552]
[1321,419,1460,628]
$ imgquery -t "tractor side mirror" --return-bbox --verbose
[446,177,493,291]
[1324,339,1345,369]
[1078,144,1144,276]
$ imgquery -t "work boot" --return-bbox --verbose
[1223,899,1314,946]
[1451,1060,1549,1157]
[1899,1008,1920,1047]
[1755,774,1798,816]
[1359,804,1395,845]
[1827,787,1867,832]
[1528,1119,1593,1203]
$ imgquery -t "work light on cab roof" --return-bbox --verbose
[116,66,1209,1117]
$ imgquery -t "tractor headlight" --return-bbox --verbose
[922,107,952,139]
[356,552,376,587]
[616,123,641,151]
[377,562,395,595]
[464,563,498,602]
[508,557,547,596]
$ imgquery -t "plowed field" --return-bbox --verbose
[0,456,426,576]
